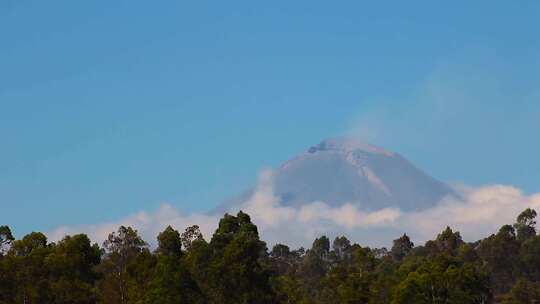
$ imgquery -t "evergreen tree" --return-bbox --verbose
[519,235,540,281]
[146,226,204,304]
[181,225,204,252]
[331,236,352,264]
[478,224,520,293]
[514,208,537,242]
[156,226,182,257]
[392,257,490,304]
[501,279,540,304]
[97,226,147,304]
[6,208,540,303]
[206,211,275,303]
[46,234,101,304]
[391,234,414,262]
[9,232,51,303]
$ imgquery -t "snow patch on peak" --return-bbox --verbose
[220,136,455,213]
[308,137,394,157]
[361,166,392,197]
[280,137,394,171]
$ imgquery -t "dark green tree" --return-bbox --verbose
[477,224,520,293]
[181,225,204,252]
[182,233,211,300]
[5,209,540,303]
[9,232,51,303]
[392,257,490,304]
[156,226,182,257]
[97,226,147,304]
[391,234,414,261]
[332,236,352,264]
[206,211,275,303]
[311,235,330,261]
[425,227,464,256]
[146,226,204,304]
[519,235,540,281]
[322,246,377,304]
[296,236,331,299]
[45,234,102,304]
[514,208,537,242]
[500,278,540,304]
[270,244,294,275]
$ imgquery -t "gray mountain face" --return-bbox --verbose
[218,137,454,212]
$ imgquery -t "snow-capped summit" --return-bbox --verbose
[307,137,394,156]
[218,137,454,212]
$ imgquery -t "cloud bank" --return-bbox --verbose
[48,205,220,248]
[47,170,540,249]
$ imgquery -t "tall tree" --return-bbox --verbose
[425,227,464,256]
[478,225,520,293]
[514,208,537,242]
[9,232,51,303]
[206,211,275,303]
[181,225,204,252]
[147,226,204,304]
[519,235,540,281]
[501,279,540,304]
[295,236,332,300]
[320,246,377,304]
[391,234,414,262]
[156,226,182,257]
[392,257,490,304]
[332,236,352,264]
[311,236,330,261]
[46,234,101,304]
[97,226,147,304]
[270,244,293,275]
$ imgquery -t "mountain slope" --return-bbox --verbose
[218,137,454,212]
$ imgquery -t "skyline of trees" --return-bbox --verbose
[1,208,540,303]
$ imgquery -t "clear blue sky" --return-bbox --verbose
[2,1,539,235]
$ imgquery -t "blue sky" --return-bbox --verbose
[1,1,540,236]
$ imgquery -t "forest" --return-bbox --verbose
[1,208,540,304]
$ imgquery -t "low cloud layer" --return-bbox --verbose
[48,205,220,248]
[48,170,540,249]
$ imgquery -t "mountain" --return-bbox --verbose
[218,137,455,212]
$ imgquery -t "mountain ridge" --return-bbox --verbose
[216,137,455,213]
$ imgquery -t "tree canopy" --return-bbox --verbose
[1,208,539,303]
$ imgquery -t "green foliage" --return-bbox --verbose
[156,226,182,257]
[206,211,275,303]
[478,224,520,293]
[97,226,148,304]
[391,234,414,261]
[332,236,352,264]
[500,279,540,304]
[181,225,204,252]
[425,226,464,256]
[392,257,490,304]
[146,226,204,304]
[8,232,52,303]
[46,234,101,304]
[514,208,537,242]
[1,207,539,303]
[519,235,540,281]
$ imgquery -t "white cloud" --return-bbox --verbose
[401,184,540,242]
[240,169,296,227]
[47,170,540,249]
[235,172,540,247]
[47,204,220,248]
